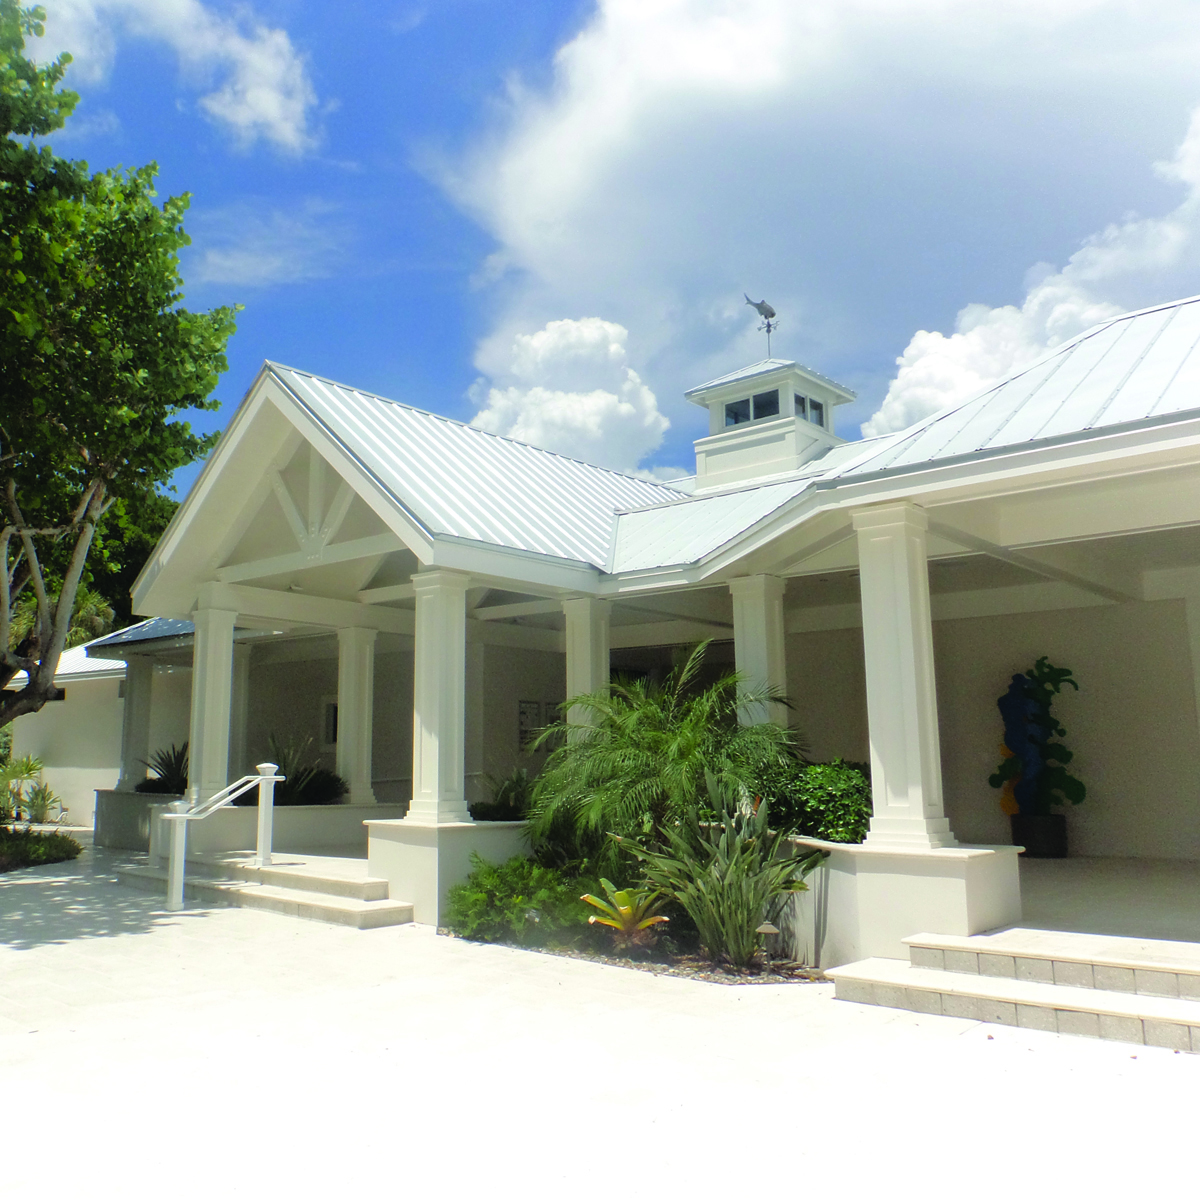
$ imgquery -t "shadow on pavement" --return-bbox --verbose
[0,847,210,950]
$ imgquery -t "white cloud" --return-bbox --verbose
[470,318,669,473]
[190,200,345,286]
[436,1,1200,463]
[863,109,1200,436]
[40,0,317,152]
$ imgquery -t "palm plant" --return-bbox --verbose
[136,743,189,794]
[8,586,115,650]
[0,754,43,821]
[527,641,803,873]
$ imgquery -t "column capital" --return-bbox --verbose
[851,501,928,533]
[561,595,612,616]
[727,574,785,600]
[337,625,379,645]
[411,570,472,596]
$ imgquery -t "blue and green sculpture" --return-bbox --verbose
[989,657,1087,816]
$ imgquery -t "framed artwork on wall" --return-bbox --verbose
[518,700,541,751]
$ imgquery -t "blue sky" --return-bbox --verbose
[34,1,1200,491]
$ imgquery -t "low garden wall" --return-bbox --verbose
[148,802,411,861]
[94,790,179,851]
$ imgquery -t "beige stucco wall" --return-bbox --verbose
[146,667,192,763]
[934,598,1200,860]
[11,677,122,826]
[480,644,566,799]
[786,628,869,764]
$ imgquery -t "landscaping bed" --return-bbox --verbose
[0,827,83,873]
[440,929,823,985]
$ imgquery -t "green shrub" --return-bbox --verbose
[470,767,531,821]
[756,757,872,844]
[445,852,599,946]
[232,735,347,806]
[0,828,82,873]
[619,773,824,968]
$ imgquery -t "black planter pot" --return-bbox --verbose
[1011,813,1068,858]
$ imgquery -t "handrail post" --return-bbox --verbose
[166,801,188,912]
[254,763,279,868]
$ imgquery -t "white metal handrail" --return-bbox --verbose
[160,762,284,912]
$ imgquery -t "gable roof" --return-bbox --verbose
[271,364,682,569]
[837,294,1200,481]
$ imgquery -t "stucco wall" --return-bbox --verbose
[934,598,1200,860]
[480,644,566,798]
[146,668,192,762]
[247,648,338,771]
[372,648,415,805]
[785,628,869,764]
[11,677,122,826]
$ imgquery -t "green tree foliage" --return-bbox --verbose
[756,756,873,844]
[0,3,238,726]
[527,642,802,875]
[8,584,113,649]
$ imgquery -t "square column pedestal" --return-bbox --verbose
[788,840,1023,968]
[366,819,529,926]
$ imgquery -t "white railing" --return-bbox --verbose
[160,762,284,912]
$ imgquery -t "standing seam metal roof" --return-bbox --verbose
[270,364,683,569]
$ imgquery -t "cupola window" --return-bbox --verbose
[752,389,779,419]
[808,398,825,427]
[725,398,751,426]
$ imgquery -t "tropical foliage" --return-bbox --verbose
[240,734,347,806]
[0,825,80,871]
[758,756,873,843]
[580,879,669,950]
[470,767,532,821]
[527,642,802,873]
[135,743,189,795]
[618,773,824,968]
[7,585,113,649]
[445,852,599,945]
[0,2,238,727]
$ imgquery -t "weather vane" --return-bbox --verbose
[744,294,778,356]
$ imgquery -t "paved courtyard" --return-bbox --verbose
[1,847,1195,1199]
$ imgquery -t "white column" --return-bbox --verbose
[116,655,154,791]
[729,575,787,725]
[853,503,956,849]
[229,643,251,779]
[187,606,237,802]
[407,571,472,824]
[337,626,378,805]
[562,597,611,726]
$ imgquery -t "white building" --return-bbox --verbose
[13,295,1200,1029]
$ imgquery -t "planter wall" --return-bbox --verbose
[148,802,411,861]
[1011,813,1069,859]
[94,789,180,851]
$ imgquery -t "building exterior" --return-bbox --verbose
[13,293,1200,967]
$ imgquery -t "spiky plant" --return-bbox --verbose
[527,641,804,874]
[580,878,669,950]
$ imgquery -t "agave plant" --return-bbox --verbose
[580,878,669,950]
[21,780,61,824]
[136,743,189,794]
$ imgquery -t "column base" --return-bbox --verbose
[864,815,958,850]
[403,800,473,825]
[366,819,529,925]
[787,841,1022,968]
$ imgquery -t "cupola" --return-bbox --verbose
[685,358,855,489]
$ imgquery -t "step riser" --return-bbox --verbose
[910,946,1200,1000]
[117,869,413,930]
[835,977,1200,1052]
[188,862,390,902]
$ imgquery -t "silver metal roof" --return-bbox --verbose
[6,640,127,688]
[685,358,856,400]
[271,364,683,569]
[838,295,1200,480]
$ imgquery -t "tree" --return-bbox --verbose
[0,3,238,727]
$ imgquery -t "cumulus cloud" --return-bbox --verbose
[470,318,669,473]
[190,200,345,286]
[40,0,317,152]
[437,1,1200,464]
[863,109,1200,436]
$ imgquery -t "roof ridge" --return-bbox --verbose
[266,362,686,495]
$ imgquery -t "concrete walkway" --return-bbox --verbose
[1,848,1195,1199]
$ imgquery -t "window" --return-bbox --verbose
[725,398,751,426]
[809,399,825,428]
[322,700,339,748]
[794,394,807,419]
[752,389,779,420]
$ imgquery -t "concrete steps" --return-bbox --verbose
[825,928,1200,1052]
[118,856,413,930]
